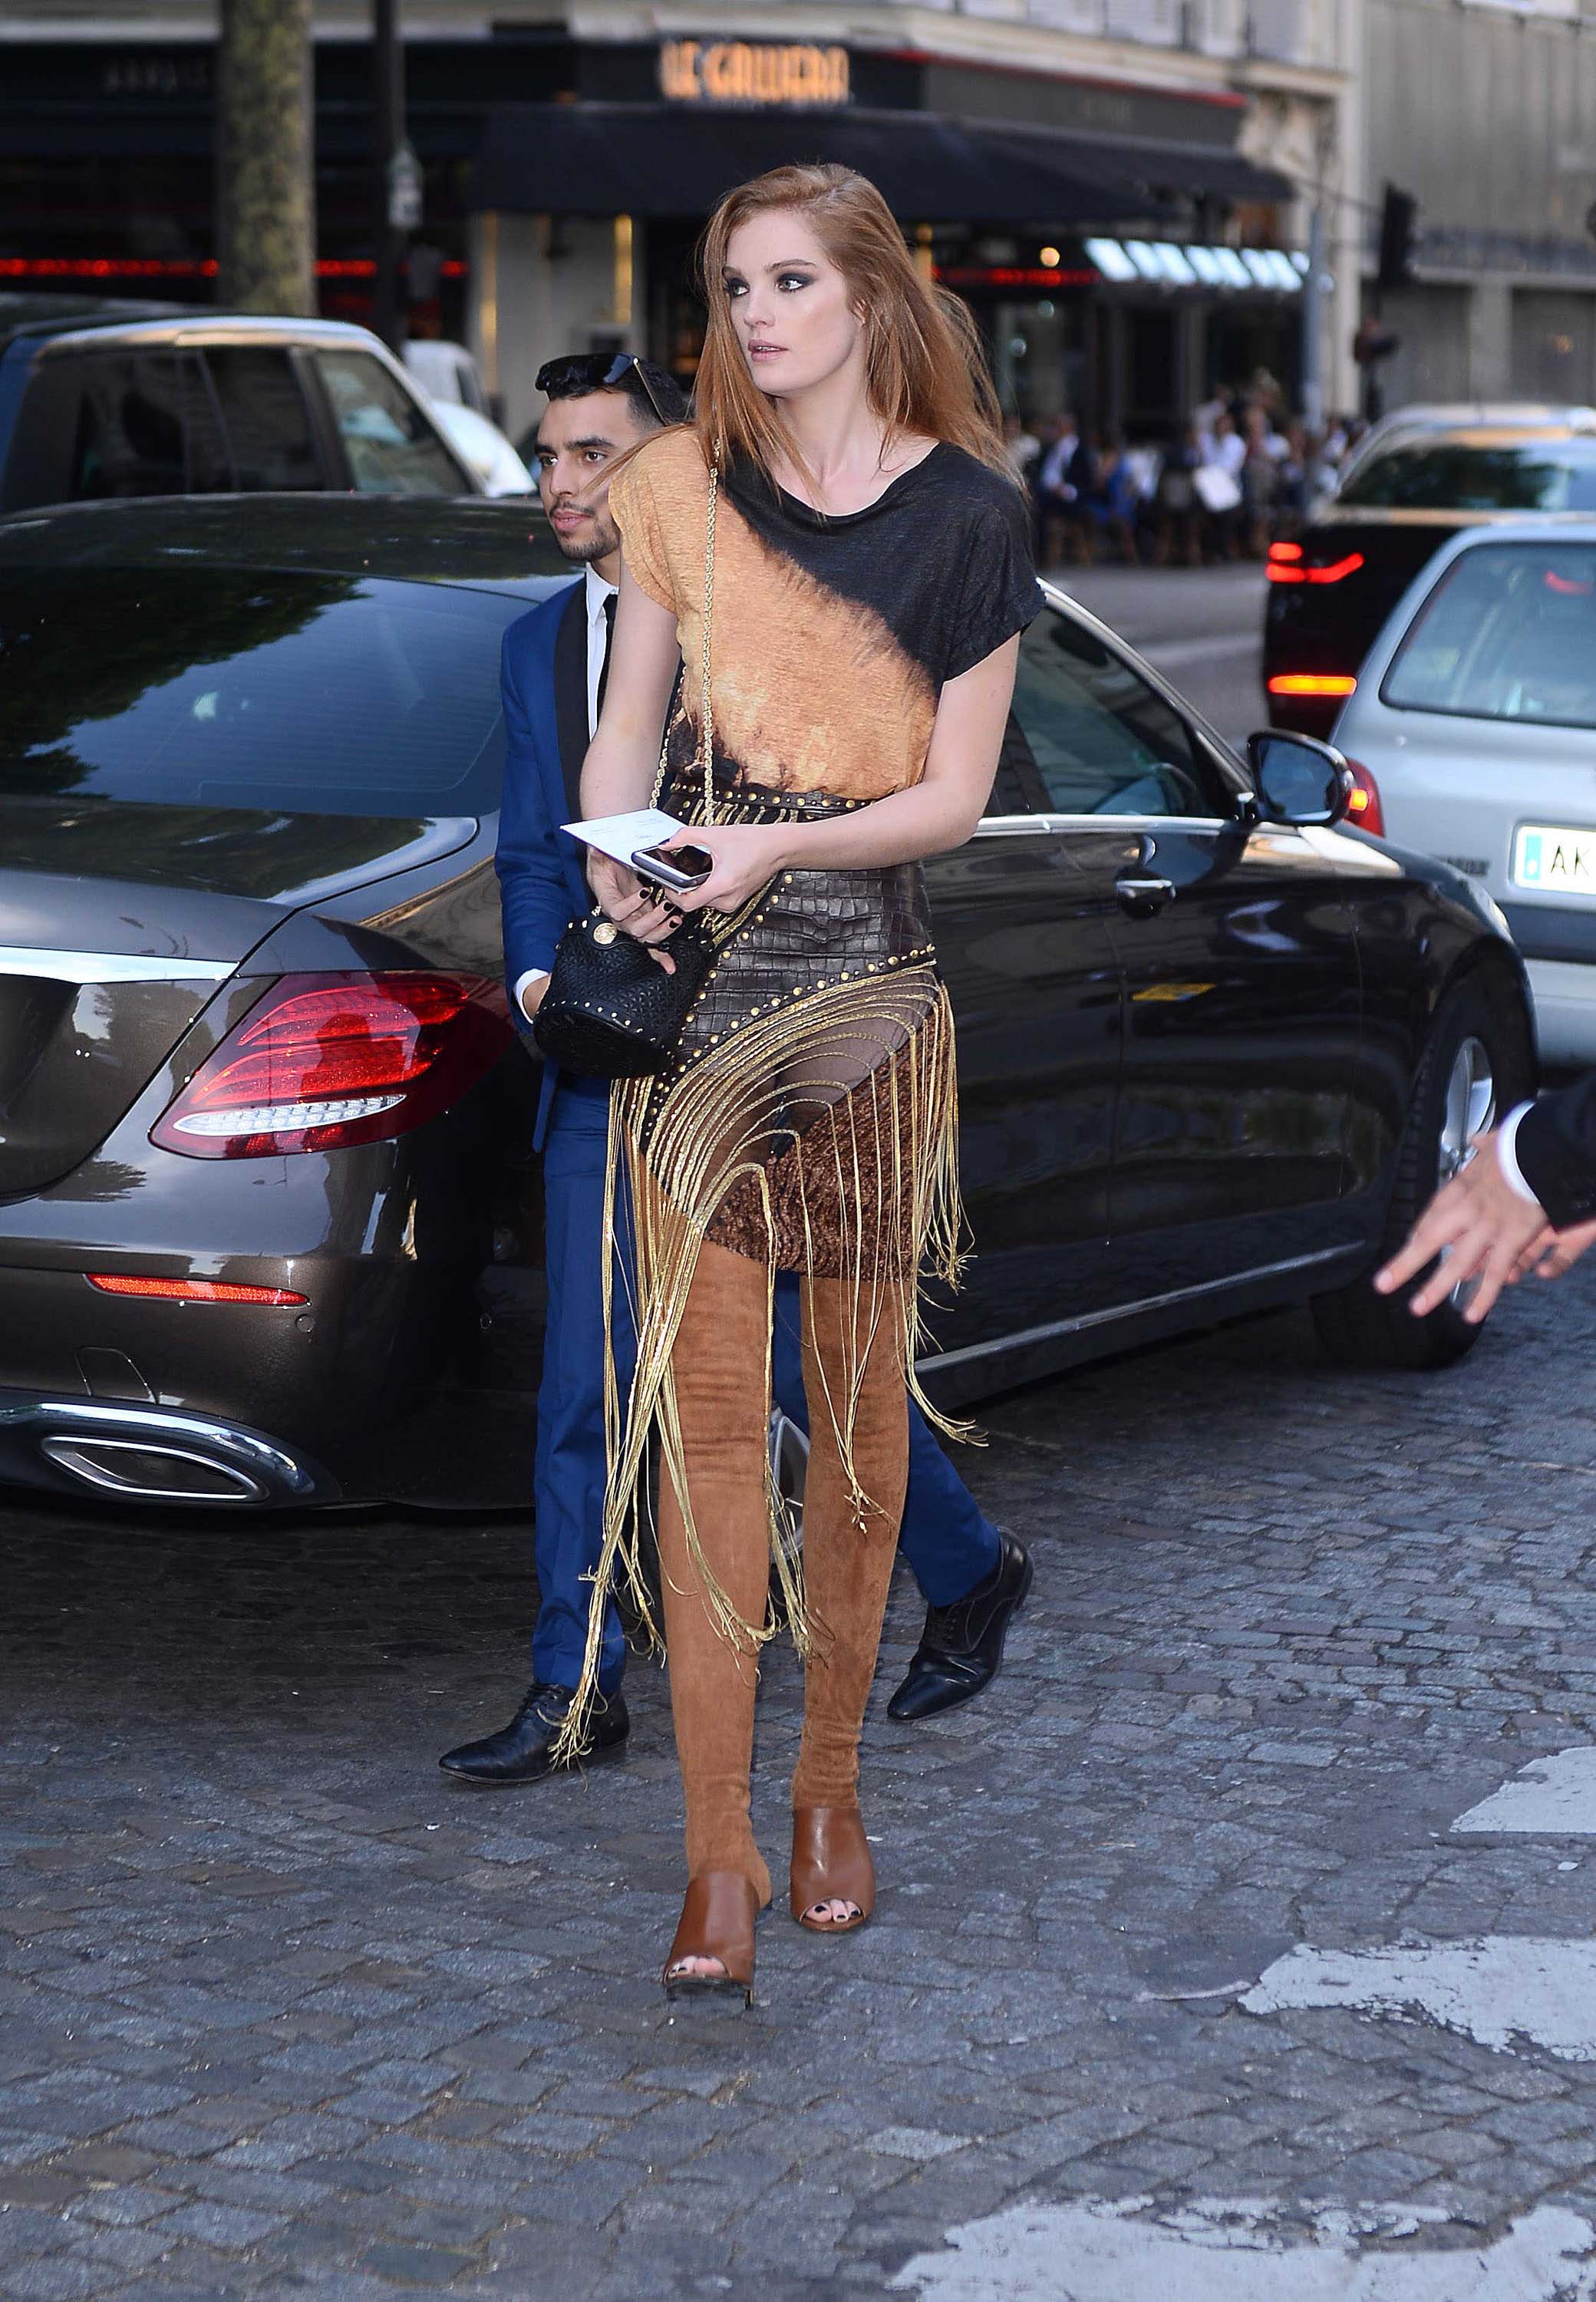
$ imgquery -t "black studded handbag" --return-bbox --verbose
[533,461,734,1082]
[530,907,716,1080]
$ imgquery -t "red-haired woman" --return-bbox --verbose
[567,164,1040,2003]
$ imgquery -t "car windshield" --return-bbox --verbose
[1382,542,1596,728]
[1340,438,1596,512]
[0,568,529,816]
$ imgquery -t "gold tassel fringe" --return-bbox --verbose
[552,965,967,1763]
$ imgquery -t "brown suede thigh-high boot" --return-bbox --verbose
[657,1235,775,1916]
[790,1277,908,1928]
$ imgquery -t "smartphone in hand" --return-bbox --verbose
[631,842,714,893]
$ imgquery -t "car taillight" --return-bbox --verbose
[87,1275,308,1305]
[1268,673,1358,698]
[151,972,512,1160]
[1341,758,1386,837]
[1266,544,1366,585]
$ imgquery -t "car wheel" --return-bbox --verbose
[1311,974,1535,1370]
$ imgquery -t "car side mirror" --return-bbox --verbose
[1245,730,1354,829]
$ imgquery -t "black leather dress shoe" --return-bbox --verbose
[438,1682,628,1784]
[886,1531,1033,1722]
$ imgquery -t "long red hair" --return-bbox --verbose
[690,164,1012,486]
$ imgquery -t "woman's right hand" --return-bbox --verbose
[588,853,679,967]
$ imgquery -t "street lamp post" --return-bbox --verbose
[1301,200,1327,433]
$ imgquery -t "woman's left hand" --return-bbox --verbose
[666,823,793,915]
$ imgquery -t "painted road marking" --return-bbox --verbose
[891,2198,1596,2301]
[1242,1938,1596,2060]
[1453,1748,1596,1835]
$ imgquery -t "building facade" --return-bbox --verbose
[1360,0,1596,409]
[3,0,1358,443]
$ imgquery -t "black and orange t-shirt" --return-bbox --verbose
[608,427,1040,803]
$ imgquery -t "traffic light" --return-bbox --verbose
[1353,312,1400,421]
[1377,185,1418,294]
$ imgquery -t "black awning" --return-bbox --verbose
[469,104,1188,226]
[1011,126,1292,204]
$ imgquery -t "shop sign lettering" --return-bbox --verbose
[658,41,850,107]
[102,54,212,98]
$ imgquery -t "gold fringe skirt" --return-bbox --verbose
[555,790,968,1758]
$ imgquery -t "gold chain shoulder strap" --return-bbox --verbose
[699,459,717,826]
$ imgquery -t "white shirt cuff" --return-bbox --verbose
[513,967,549,1023]
[1495,1101,1543,1206]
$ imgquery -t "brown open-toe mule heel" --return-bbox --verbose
[662,1871,759,2007]
[790,1805,875,1935]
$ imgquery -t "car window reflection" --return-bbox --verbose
[0,570,523,818]
[1012,612,1228,819]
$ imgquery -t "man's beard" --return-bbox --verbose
[553,510,621,566]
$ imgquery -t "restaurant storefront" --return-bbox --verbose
[1,27,1307,443]
[467,36,1301,441]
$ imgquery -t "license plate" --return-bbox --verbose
[1512,823,1596,893]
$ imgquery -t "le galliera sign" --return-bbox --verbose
[658,40,850,107]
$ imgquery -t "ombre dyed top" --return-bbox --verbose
[608,427,1040,803]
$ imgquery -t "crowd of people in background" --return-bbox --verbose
[1005,374,1371,570]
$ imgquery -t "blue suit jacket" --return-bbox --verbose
[496,577,590,1150]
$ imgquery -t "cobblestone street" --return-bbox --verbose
[5,1268,1596,2300]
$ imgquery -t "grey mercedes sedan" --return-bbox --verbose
[0,494,1532,1512]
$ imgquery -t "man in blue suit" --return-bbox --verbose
[440,353,1032,1786]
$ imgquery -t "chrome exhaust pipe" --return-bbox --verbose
[40,1436,268,1503]
[0,1395,334,1508]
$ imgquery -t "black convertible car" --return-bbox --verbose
[0,495,1534,1511]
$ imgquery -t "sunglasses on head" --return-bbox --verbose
[535,352,670,427]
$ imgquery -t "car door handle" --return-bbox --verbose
[1115,873,1176,916]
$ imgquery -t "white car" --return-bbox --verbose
[401,338,493,415]
[424,399,533,496]
[400,341,532,496]
[1332,519,1596,1060]
[1329,401,1596,500]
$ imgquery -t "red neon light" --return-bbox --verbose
[0,257,466,282]
[87,1274,308,1306]
[934,266,1098,289]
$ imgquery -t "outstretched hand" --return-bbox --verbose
[1374,1126,1556,1323]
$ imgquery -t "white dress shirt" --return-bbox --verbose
[582,560,618,740]
[1495,1100,1543,1205]
[515,563,618,1021]
[1039,429,1079,498]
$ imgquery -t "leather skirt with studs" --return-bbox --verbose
[629,777,953,1283]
